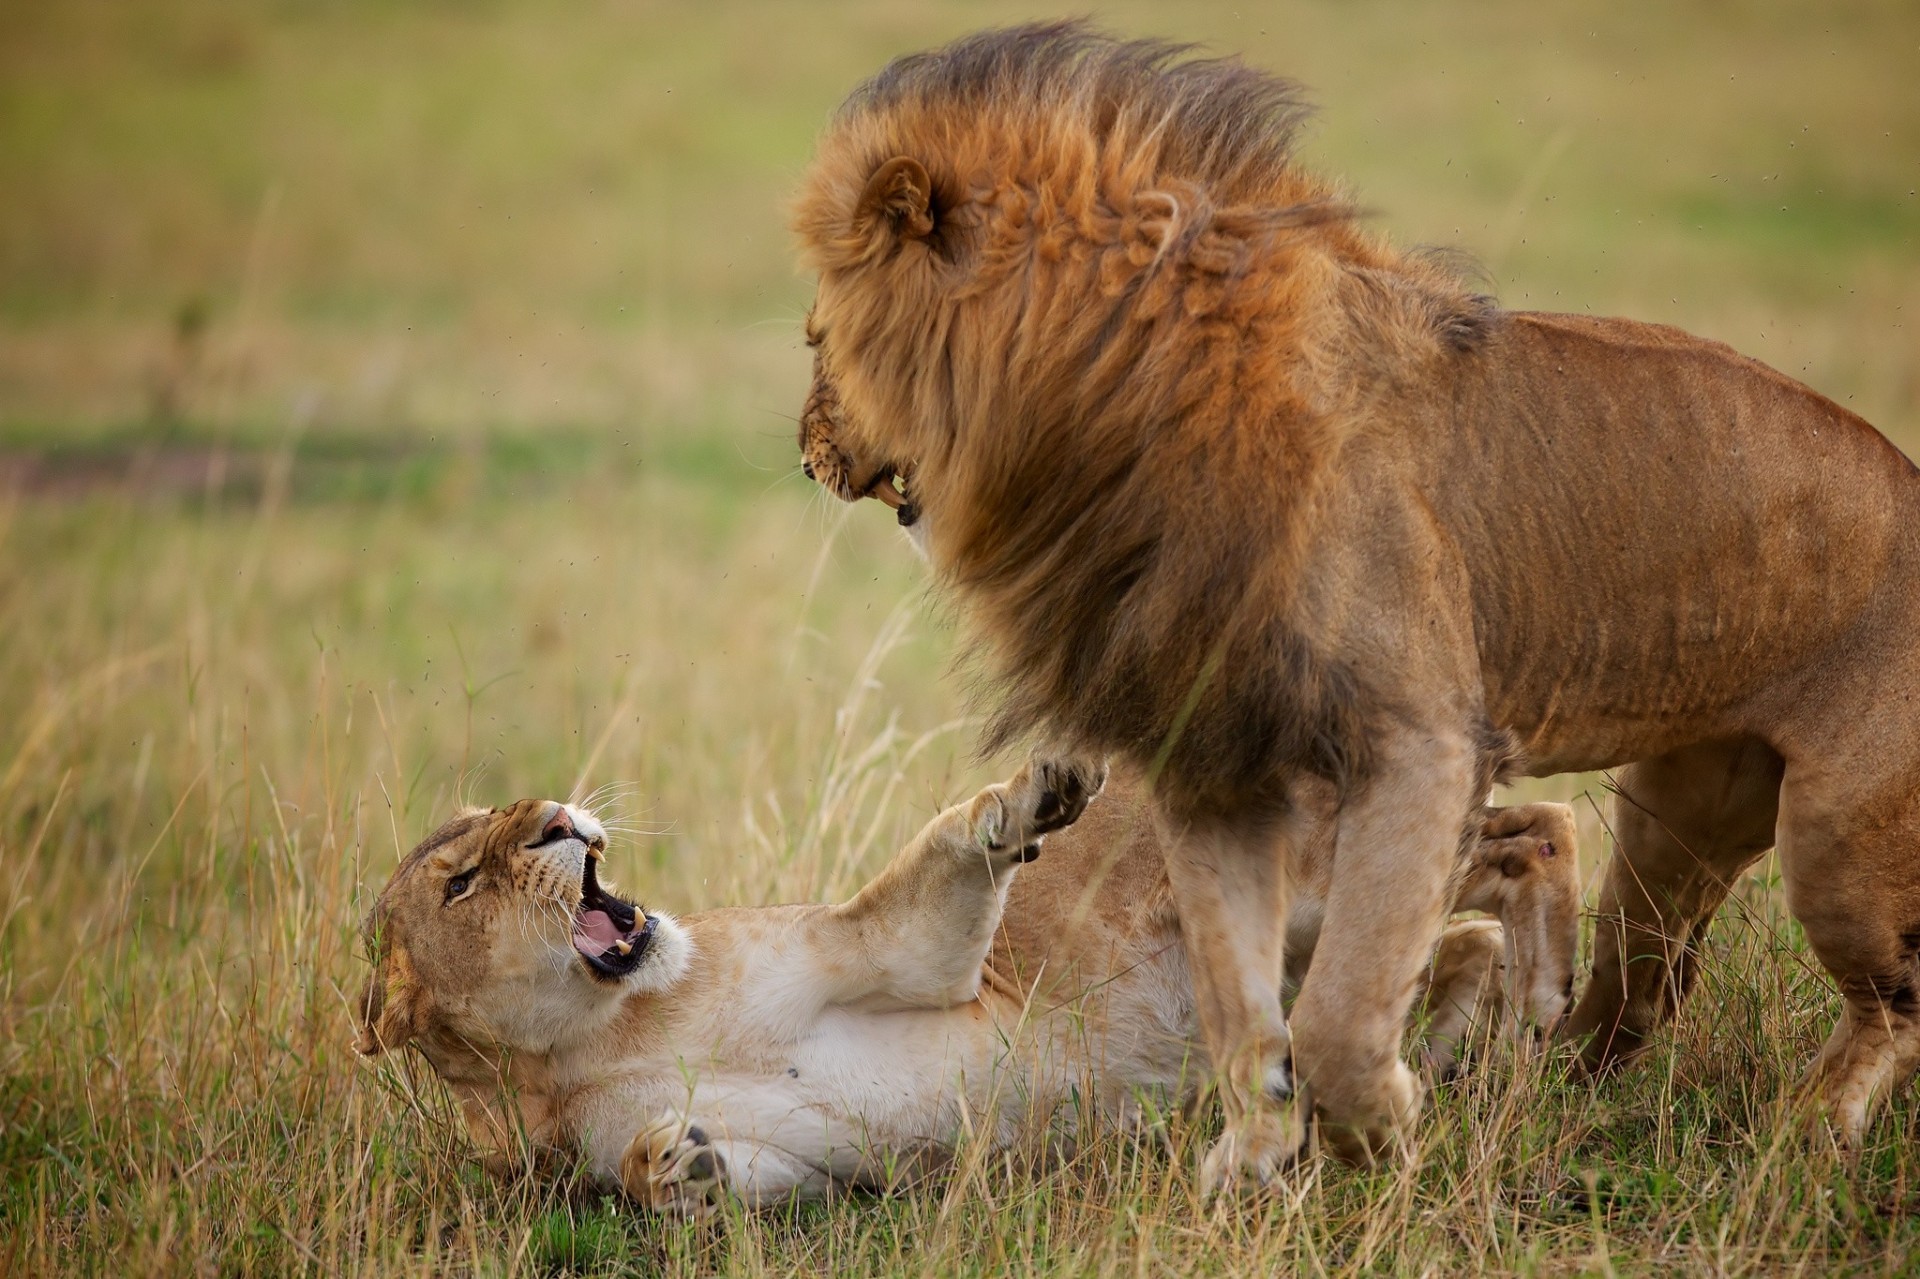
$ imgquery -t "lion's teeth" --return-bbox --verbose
[586,845,604,861]
[611,940,632,956]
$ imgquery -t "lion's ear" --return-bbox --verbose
[354,947,421,1056]
[857,156,935,242]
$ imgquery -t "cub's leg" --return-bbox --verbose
[1777,772,1920,1147]
[1155,802,1306,1192]
[620,1115,728,1219]
[1565,738,1782,1071]
[1454,802,1583,1035]
[1288,726,1480,1163]
[1419,919,1506,1079]
[829,755,1106,1009]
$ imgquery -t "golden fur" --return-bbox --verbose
[356,767,1579,1213]
[793,23,1920,1183]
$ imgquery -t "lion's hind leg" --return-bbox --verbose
[1777,772,1920,1148]
[1565,738,1782,1072]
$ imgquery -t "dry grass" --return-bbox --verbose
[2,0,1918,1274]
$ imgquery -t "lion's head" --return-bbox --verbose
[354,800,690,1065]
[798,348,919,528]
[790,23,1499,817]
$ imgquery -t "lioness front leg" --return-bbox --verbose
[620,1114,729,1219]
[1289,728,1479,1163]
[827,755,1107,1009]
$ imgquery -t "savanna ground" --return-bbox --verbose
[1,0,1917,1273]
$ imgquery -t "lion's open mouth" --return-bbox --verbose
[860,466,919,528]
[573,853,652,979]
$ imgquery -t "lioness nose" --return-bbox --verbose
[543,810,575,842]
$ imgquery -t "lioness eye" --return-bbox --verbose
[445,872,475,903]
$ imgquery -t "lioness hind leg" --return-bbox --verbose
[1777,777,1920,1147]
[1456,802,1583,1035]
[1566,737,1782,1072]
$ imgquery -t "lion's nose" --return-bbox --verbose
[543,810,575,843]
[802,460,816,480]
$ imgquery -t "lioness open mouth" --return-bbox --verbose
[573,852,653,979]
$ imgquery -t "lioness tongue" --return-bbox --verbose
[573,908,623,958]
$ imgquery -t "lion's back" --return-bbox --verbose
[1432,309,1920,771]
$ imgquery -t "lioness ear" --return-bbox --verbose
[354,948,421,1055]
[858,156,935,242]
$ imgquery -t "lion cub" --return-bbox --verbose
[357,760,1575,1214]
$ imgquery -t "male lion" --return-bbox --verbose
[792,23,1920,1184]
[356,763,1578,1212]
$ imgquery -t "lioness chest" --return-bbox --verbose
[559,964,1038,1191]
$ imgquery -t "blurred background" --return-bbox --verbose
[0,2,1916,1267]
[2,0,1912,821]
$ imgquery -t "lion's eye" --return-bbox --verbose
[445,872,476,903]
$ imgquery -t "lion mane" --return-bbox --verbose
[793,23,1504,820]
[796,21,1920,1173]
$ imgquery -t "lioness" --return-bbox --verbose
[792,23,1920,1183]
[356,761,1578,1213]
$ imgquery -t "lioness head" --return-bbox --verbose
[354,800,689,1064]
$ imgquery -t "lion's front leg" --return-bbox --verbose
[828,755,1107,1010]
[1156,805,1307,1193]
[1289,726,1480,1163]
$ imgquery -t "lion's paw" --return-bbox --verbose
[1198,1100,1309,1197]
[620,1114,728,1219]
[970,755,1107,865]
[1315,1061,1423,1166]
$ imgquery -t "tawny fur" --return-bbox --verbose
[793,22,1920,1178]
[356,768,1578,1214]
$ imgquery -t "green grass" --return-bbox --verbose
[2,0,1918,1273]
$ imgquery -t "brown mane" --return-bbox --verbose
[794,23,1495,818]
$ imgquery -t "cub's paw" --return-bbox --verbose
[620,1114,728,1219]
[968,755,1108,865]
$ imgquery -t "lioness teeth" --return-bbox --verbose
[586,844,604,862]
[611,939,632,956]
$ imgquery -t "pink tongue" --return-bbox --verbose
[573,909,624,958]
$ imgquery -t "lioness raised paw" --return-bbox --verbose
[620,1114,728,1219]
[967,755,1108,866]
